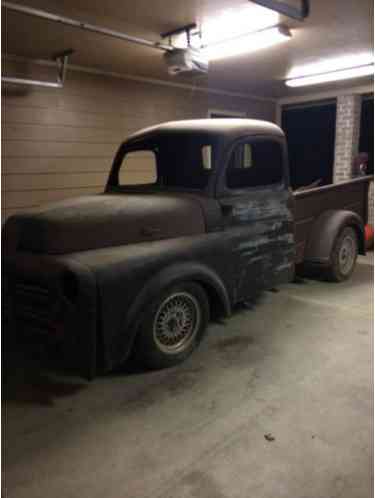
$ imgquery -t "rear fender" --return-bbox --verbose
[304,209,365,265]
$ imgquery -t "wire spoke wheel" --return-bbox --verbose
[153,292,201,354]
[135,282,209,369]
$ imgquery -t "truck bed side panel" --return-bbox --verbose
[293,176,372,263]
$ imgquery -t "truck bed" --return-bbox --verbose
[293,175,373,264]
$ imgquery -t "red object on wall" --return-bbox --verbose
[365,224,374,249]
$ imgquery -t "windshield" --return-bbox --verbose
[113,134,217,191]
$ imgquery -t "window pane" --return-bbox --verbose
[119,150,157,185]
[158,140,213,189]
[226,140,283,189]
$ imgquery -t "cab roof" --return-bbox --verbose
[125,118,284,144]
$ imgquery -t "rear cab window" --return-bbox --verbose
[226,139,284,190]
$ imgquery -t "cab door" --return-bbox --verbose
[217,136,295,301]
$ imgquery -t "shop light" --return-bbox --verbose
[286,54,374,87]
[201,24,291,61]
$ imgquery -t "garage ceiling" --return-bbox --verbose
[2,0,374,98]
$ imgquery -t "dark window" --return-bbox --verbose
[226,140,283,189]
[359,96,374,175]
[157,139,213,189]
[282,100,336,189]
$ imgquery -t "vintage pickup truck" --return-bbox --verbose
[3,119,373,379]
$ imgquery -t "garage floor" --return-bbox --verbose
[3,255,373,498]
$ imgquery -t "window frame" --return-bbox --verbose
[215,134,289,198]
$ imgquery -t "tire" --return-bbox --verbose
[134,281,209,369]
[326,226,358,282]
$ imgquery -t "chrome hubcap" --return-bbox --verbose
[339,235,356,275]
[153,292,201,354]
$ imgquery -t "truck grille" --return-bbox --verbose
[11,280,61,334]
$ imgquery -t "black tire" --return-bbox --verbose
[326,226,358,282]
[134,281,209,369]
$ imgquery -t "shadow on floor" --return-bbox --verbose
[3,339,88,406]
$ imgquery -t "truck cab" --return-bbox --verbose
[106,119,296,295]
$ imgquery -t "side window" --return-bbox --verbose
[119,150,157,185]
[226,140,284,189]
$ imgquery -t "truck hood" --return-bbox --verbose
[4,193,206,255]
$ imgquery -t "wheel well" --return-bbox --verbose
[125,277,229,364]
[123,276,229,360]
[193,279,228,320]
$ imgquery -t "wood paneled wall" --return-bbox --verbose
[2,61,276,221]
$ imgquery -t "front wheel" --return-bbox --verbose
[326,226,358,282]
[134,282,209,369]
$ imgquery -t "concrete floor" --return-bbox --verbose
[3,254,373,498]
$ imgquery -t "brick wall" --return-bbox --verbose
[333,94,362,182]
[333,94,373,225]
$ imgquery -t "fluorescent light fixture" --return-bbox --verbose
[286,53,374,87]
[287,53,374,78]
[286,64,374,87]
[201,4,279,45]
[201,25,291,61]
[172,3,279,49]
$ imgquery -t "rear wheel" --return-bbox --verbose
[327,226,358,282]
[134,282,209,369]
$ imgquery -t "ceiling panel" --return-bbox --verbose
[2,0,374,98]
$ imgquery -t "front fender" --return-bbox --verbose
[304,209,365,265]
[69,233,236,371]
